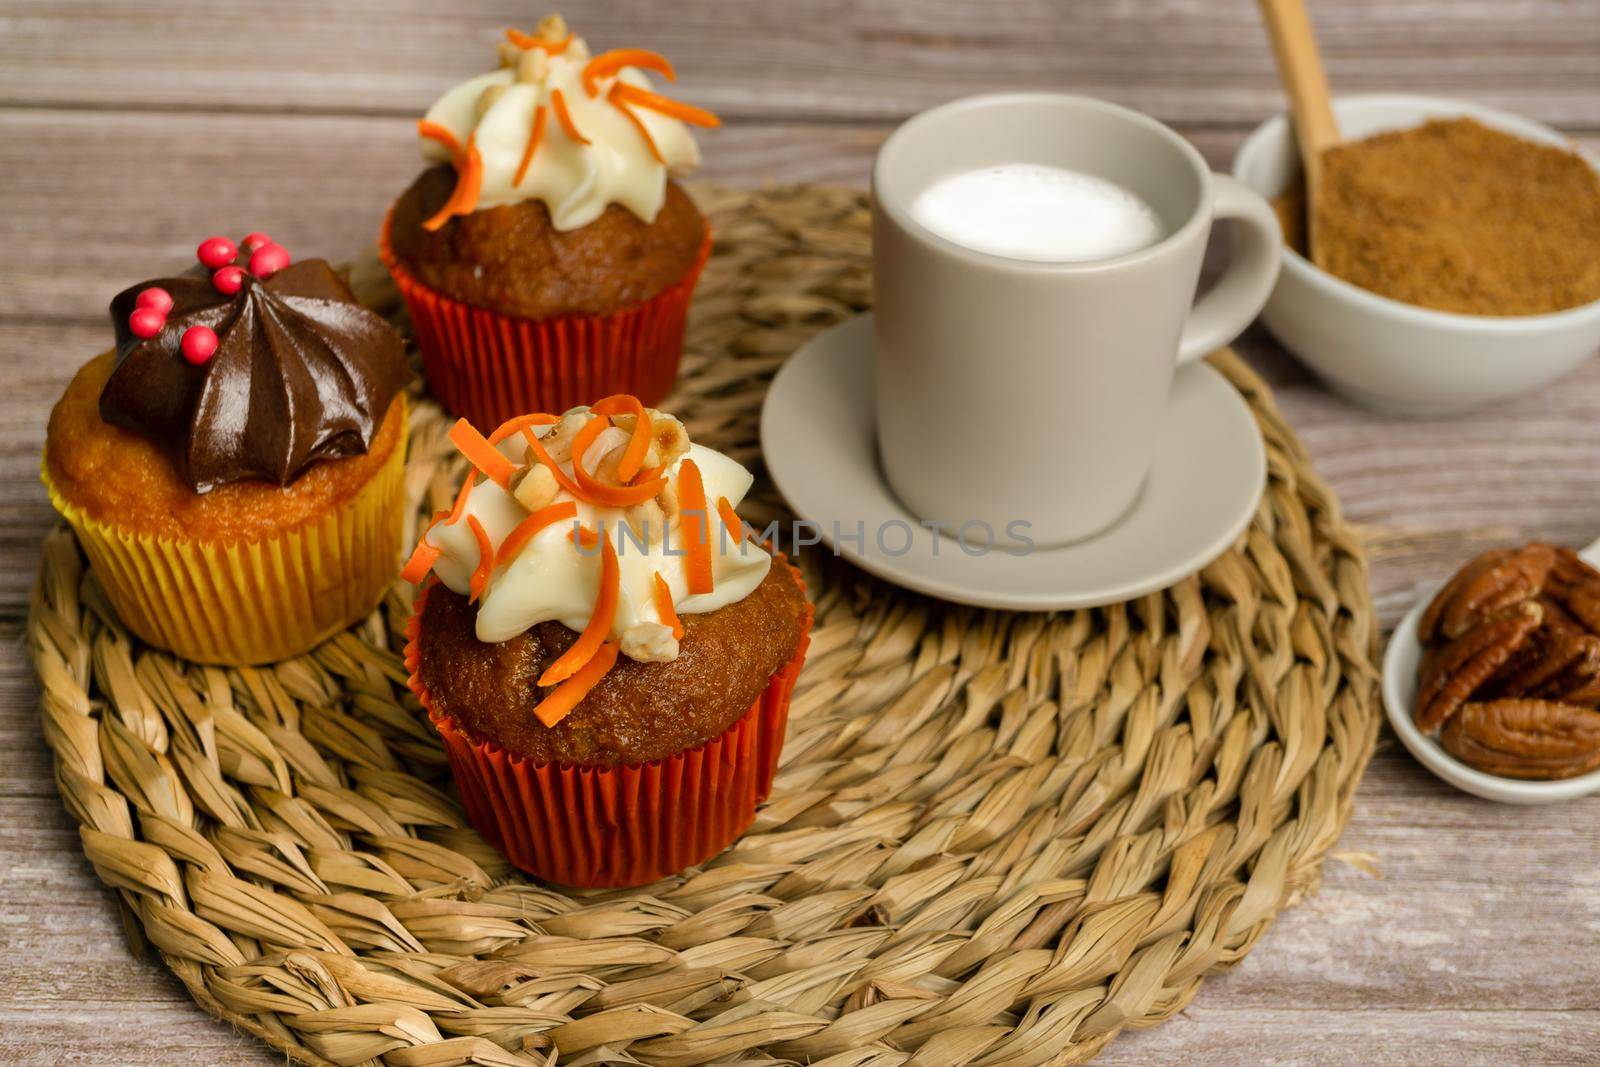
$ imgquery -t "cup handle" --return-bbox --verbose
[1176,174,1283,365]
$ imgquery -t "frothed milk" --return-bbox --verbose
[910,163,1165,263]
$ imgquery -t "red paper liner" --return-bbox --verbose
[405,559,812,888]
[379,207,711,428]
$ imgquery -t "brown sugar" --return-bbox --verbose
[1289,117,1600,316]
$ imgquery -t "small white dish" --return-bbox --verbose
[759,315,1266,611]
[1232,94,1600,417]
[1382,539,1600,804]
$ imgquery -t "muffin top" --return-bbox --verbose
[403,397,797,742]
[414,13,719,233]
[98,233,408,493]
[387,169,705,319]
[416,559,806,765]
[47,352,406,543]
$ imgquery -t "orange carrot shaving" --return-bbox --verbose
[399,539,441,584]
[590,395,652,482]
[551,89,589,145]
[466,515,495,602]
[513,104,548,187]
[417,120,464,158]
[582,48,675,97]
[488,411,557,446]
[505,28,572,53]
[441,472,475,526]
[497,501,578,568]
[448,418,516,489]
[539,532,619,686]
[609,93,664,163]
[570,414,669,506]
[514,413,667,507]
[653,571,684,640]
[423,136,483,231]
[636,464,665,484]
[677,458,714,595]
[716,496,745,544]
[532,641,618,727]
[569,526,600,550]
[609,82,719,127]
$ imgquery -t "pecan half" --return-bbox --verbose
[1535,593,1587,640]
[1555,578,1600,634]
[1439,699,1600,780]
[1418,548,1512,645]
[1415,600,1542,732]
[1544,546,1600,598]
[1490,631,1600,699]
[1419,544,1554,644]
[1559,675,1600,708]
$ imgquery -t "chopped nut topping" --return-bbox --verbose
[513,463,558,512]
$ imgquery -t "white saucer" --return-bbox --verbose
[759,314,1266,611]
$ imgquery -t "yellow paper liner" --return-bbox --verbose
[42,400,408,666]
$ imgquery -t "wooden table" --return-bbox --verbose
[3,3,1598,1063]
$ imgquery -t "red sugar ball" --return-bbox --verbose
[196,235,238,269]
[212,265,245,295]
[240,231,273,253]
[134,287,173,315]
[181,324,219,365]
[249,242,291,277]
[128,307,165,338]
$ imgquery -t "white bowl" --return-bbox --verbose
[1232,95,1600,417]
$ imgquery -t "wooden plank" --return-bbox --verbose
[4,105,1597,325]
[1107,1008,1600,1065]
[2,0,1599,126]
[0,107,1253,321]
[0,109,880,321]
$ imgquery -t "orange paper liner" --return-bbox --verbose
[42,401,408,666]
[405,560,812,888]
[379,208,711,428]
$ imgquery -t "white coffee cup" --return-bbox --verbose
[871,93,1282,548]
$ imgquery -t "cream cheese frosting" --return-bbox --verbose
[415,404,770,663]
[419,16,708,231]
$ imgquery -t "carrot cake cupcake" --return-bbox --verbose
[401,398,811,887]
[380,14,718,427]
[44,232,410,665]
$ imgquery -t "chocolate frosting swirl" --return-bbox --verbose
[100,258,408,493]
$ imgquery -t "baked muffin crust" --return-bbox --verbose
[417,554,808,766]
[389,167,706,319]
[46,351,406,543]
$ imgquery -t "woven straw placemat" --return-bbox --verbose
[30,184,1379,1066]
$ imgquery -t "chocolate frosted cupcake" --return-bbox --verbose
[401,398,812,887]
[379,14,717,426]
[44,233,410,665]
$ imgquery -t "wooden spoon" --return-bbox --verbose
[1256,0,1341,268]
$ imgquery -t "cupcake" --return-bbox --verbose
[43,233,410,665]
[380,14,718,427]
[401,398,811,887]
